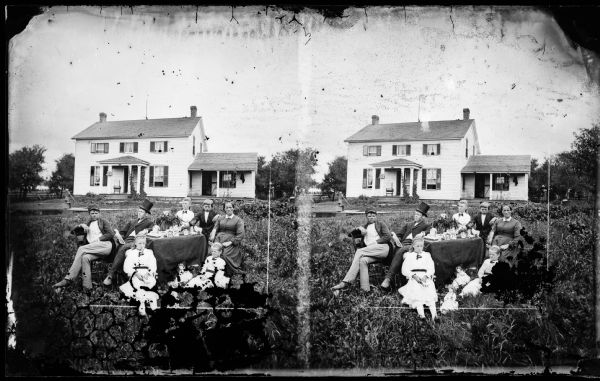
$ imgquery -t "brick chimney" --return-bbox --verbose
[463,108,470,120]
[372,115,379,125]
[99,112,107,122]
[190,106,197,118]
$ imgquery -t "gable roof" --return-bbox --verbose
[344,119,474,143]
[188,153,258,171]
[97,156,149,166]
[72,117,201,140]
[461,155,531,174]
[370,158,422,168]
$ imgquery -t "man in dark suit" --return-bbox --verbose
[103,199,155,286]
[185,198,219,256]
[468,201,497,246]
[380,202,431,290]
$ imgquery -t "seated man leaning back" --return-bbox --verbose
[103,199,156,286]
[380,201,431,290]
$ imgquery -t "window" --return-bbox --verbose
[120,142,138,153]
[149,166,169,187]
[392,144,411,156]
[89,166,101,186]
[150,141,168,153]
[465,138,469,158]
[492,174,510,191]
[421,168,441,190]
[362,145,382,156]
[90,143,109,154]
[219,172,237,188]
[193,136,196,156]
[422,144,441,156]
[362,168,374,189]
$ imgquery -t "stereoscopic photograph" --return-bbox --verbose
[6,4,600,377]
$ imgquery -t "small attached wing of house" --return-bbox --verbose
[461,155,531,174]
[188,153,258,171]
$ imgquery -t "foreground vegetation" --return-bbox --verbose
[6,199,595,373]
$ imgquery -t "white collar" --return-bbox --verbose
[503,217,512,222]
[226,215,233,219]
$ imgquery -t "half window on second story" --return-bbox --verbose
[363,145,381,156]
[120,142,138,154]
[423,143,441,156]
[90,143,109,154]
[151,141,169,153]
[392,144,411,156]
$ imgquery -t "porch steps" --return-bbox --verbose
[104,194,129,201]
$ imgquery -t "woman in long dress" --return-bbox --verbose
[487,204,523,267]
[209,201,245,276]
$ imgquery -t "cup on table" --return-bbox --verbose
[183,229,189,236]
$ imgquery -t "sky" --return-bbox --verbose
[8,5,600,181]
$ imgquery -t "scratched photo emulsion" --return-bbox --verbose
[6,5,599,376]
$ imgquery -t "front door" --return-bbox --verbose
[475,174,487,198]
[123,166,129,194]
[396,171,402,196]
[202,171,216,196]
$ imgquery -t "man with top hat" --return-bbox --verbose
[53,204,116,291]
[380,201,431,290]
[102,199,156,286]
[331,208,392,293]
[467,201,497,246]
[176,197,195,226]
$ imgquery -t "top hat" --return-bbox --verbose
[139,199,154,214]
[87,204,100,212]
[415,201,430,217]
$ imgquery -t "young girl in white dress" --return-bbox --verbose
[119,235,159,316]
[398,237,438,320]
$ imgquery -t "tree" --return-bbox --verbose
[9,145,46,200]
[568,124,598,193]
[255,148,319,199]
[320,156,347,199]
[46,153,74,198]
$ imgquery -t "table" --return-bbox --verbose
[146,234,207,283]
[424,237,485,289]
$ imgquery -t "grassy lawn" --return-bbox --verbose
[6,199,595,373]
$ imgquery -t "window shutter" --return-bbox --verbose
[104,143,109,153]
[363,145,368,156]
[375,169,381,189]
[150,142,155,152]
[133,142,138,153]
[392,145,397,156]
[149,166,154,187]
[90,144,96,153]
[437,144,441,155]
[163,166,169,187]
[164,141,168,152]
[407,145,411,156]
[436,169,442,190]
[102,166,108,186]
[120,143,124,153]
[90,167,95,186]
[376,146,381,156]
[423,144,427,155]
[362,169,367,188]
[422,169,426,190]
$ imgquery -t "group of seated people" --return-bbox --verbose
[332,200,524,319]
[52,197,245,314]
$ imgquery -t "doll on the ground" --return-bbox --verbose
[119,235,159,316]
[167,262,195,289]
[460,245,501,297]
[451,266,471,292]
[440,285,459,314]
[398,237,438,320]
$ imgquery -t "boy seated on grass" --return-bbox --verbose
[119,235,159,316]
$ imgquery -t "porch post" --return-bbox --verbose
[489,173,493,200]
[136,165,141,195]
[216,170,220,197]
[400,167,405,196]
[408,167,413,196]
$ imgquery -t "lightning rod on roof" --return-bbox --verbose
[417,95,422,122]
[145,95,148,120]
